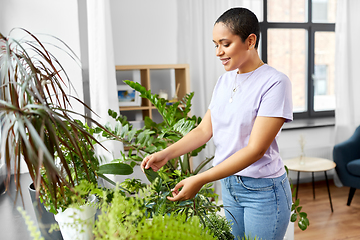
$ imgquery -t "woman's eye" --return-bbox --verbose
[223,44,229,47]
[214,45,219,48]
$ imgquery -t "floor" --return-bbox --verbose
[294,180,360,240]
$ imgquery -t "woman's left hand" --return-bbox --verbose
[167,175,204,201]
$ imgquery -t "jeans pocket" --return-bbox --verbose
[236,176,274,191]
[281,177,292,210]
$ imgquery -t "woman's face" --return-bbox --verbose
[212,22,251,72]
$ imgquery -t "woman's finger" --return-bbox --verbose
[167,182,184,201]
[141,155,152,172]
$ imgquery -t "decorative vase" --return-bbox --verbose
[299,154,305,165]
[54,195,97,240]
[28,183,63,240]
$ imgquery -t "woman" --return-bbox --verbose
[141,7,293,240]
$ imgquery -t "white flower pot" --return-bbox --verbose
[54,195,97,240]
[284,221,294,240]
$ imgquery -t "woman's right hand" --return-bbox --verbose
[141,151,169,172]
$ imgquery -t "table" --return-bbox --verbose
[284,156,336,212]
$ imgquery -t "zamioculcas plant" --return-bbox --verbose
[98,80,213,175]
[0,28,132,210]
[96,80,232,237]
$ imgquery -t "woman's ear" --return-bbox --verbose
[247,34,257,50]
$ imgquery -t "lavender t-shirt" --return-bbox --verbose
[208,64,293,178]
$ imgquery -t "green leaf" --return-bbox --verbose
[303,217,310,226]
[120,124,129,138]
[294,198,300,206]
[290,213,298,222]
[299,212,307,218]
[298,219,308,231]
[145,168,159,183]
[97,163,133,175]
[144,145,157,153]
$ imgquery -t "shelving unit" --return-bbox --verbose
[115,64,190,121]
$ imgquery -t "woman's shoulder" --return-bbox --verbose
[258,64,291,86]
[261,64,289,79]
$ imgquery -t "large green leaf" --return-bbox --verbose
[144,168,159,183]
[98,163,133,175]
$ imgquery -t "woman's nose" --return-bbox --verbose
[216,46,224,56]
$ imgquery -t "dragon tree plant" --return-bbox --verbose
[0,28,132,211]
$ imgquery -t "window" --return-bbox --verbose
[260,0,337,119]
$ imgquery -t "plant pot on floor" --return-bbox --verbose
[54,194,97,240]
[284,221,294,240]
[28,183,63,240]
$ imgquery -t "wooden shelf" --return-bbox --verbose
[116,64,190,120]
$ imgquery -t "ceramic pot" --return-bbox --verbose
[54,195,97,240]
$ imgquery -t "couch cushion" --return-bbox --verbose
[347,159,360,177]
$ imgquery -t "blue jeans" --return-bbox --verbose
[221,172,292,240]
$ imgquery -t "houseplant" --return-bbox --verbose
[96,81,235,238]
[0,28,133,239]
[99,80,309,234]
[92,185,217,240]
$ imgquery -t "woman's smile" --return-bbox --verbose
[220,57,230,65]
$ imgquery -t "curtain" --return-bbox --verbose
[333,0,360,187]
[87,0,123,163]
[334,0,360,144]
[177,0,262,163]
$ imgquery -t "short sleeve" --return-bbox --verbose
[257,73,293,122]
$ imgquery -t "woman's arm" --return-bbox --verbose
[167,116,286,201]
[141,109,213,172]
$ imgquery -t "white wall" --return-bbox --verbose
[0,0,84,173]
[110,0,178,65]
[0,0,84,113]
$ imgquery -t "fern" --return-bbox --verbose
[203,213,234,240]
[136,214,216,240]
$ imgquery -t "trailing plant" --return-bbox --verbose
[285,166,310,231]
[17,207,44,240]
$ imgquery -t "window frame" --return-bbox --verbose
[260,0,336,119]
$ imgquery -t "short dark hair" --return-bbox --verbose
[215,8,260,49]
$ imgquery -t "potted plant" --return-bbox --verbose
[98,80,309,236]
[95,81,236,239]
[0,28,133,239]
